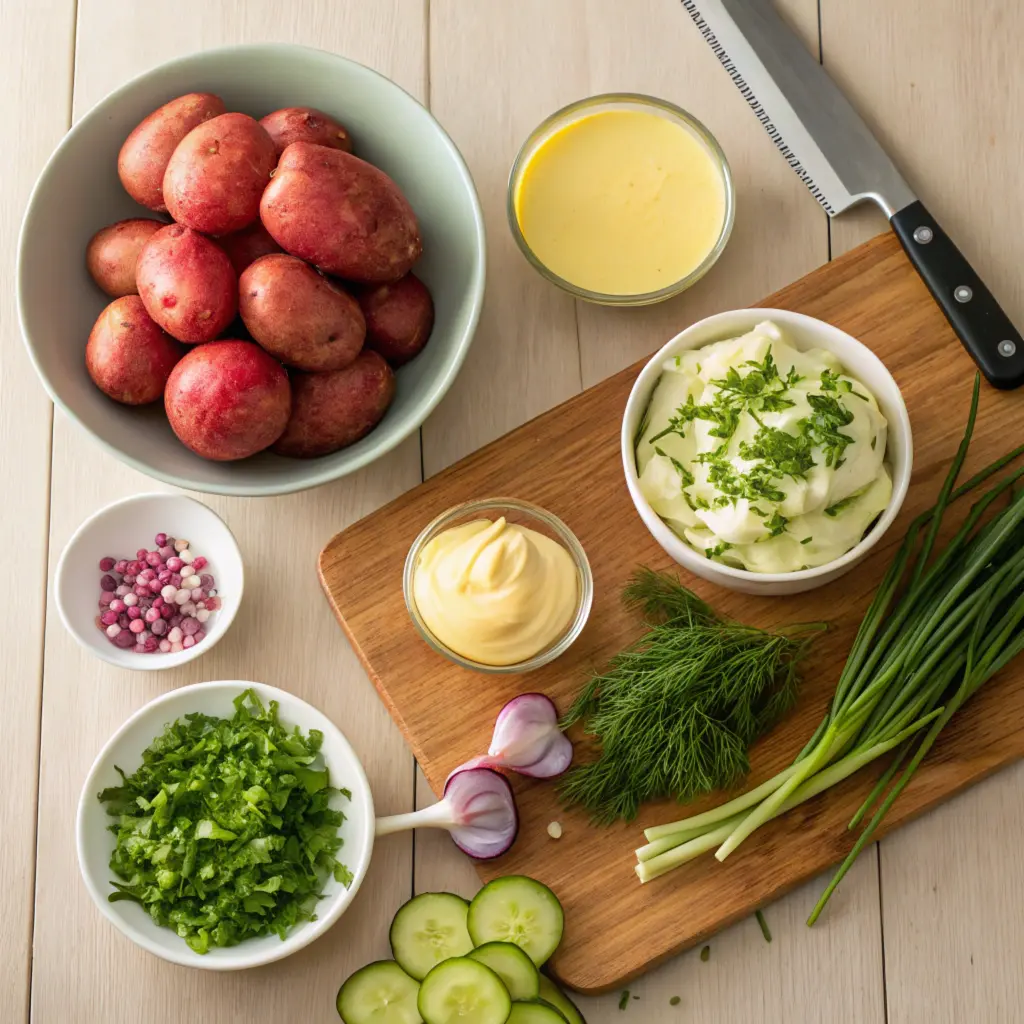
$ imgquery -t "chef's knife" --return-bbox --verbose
[683,0,1024,389]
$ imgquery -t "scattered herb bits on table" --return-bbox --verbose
[98,688,352,954]
[96,531,221,654]
[337,876,578,1024]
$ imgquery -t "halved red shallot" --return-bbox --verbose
[459,693,573,780]
[374,767,519,860]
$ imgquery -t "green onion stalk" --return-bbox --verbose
[635,376,1024,923]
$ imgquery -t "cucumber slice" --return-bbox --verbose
[468,942,540,1001]
[468,877,565,967]
[507,1002,567,1024]
[537,979,586,1024]
[336,960,423,1024]
[391,893,475,981]
[417,957,512,1024]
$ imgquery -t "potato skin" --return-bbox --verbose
[117,93,226,211]
[218,221,283,275]
[86,296,183,405]
[259,106,353,158]
[260,143,422,283]
[85,218,164,297]
[239,254,365,371]
[136,224,237,343]
[165,340,291,461]
[359,273,434,367]
[272,351,395,458]
[163,113,276,235]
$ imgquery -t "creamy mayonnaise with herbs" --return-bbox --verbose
[635,321,891,573]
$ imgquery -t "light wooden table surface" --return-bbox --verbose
[4,1,1023,1021]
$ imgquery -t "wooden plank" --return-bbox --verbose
[0,0,76,1020]
[30,4,425,1022]
[417,2,882,1017]
[322,232,1010,993]
[820,2,1024,1020]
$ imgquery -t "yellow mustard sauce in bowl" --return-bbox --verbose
[509,95,734,305]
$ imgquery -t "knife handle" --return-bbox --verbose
[891,201,1024,389]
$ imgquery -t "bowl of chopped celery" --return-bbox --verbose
[76,681,374,969]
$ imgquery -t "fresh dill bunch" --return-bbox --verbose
[559,569,823,824]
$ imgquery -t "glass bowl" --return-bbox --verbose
[403,498,593,674]
[507,93,735,306]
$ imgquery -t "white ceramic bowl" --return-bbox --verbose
[56,493,243,669]
[18,44,486,496]
[77,680,374,970]
[622,308,913,596]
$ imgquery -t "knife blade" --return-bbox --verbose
[683,0,1024,389]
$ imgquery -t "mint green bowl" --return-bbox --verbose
[18,45,485,496]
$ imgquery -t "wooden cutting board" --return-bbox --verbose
[319,232,1024,993]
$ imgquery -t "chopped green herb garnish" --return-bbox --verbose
[700,945,710,962]
[871,435,878,450]
[619,990,631,1010]
[765,511,788,538]
[706,540,733,560]
[755,909,772,943]
[803,392,855,468]
[98,689,351,954]
[800,536,813,545]
[825,492,861,517]
[655,446,694,488]
[820,368,868,401]
[739,426,815,480]
[670,994,683,1005]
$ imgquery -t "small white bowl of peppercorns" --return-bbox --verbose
[55,492,244,670]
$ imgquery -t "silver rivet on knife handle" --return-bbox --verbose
[954,286,973,303]
[999,340,1018,358]
[913,226,934,244]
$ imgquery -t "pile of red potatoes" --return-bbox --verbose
[84,92,435,461]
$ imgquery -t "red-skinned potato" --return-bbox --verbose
[86,296,183,405]
[260,143,422,283]
[136,225,237,344]
[239,254,365,371]
[117,93,226,211]
[165,340,291,461]
[85,218,164,297]
[359,273,434,367]
[259,106,353,158]
[273,351,395,458]
[163,113,276,235]
[218,221,283,276]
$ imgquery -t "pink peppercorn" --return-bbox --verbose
[136,548,148,560]
[148,579,162,593]
[205,597,220,610]
[128,560,144,575]
[132,584,147,597]
[99,557,115,572]
[123,573,136,585]
[144,607,160,624]
[199,574,214,590]
[169,613,183,628]
[109,598,125,613]
[166,556,183,572]
[138,568,155,582]
[100,610,118,626]
[141,635,159,653]
[100,573,117,592]
[181,617,200,636]
[151,618,167,635]
[170,573,183,588]
[115,584,130,597]
[191,587,203,601]
[118,613,130,628]
[127,606,142,621]
[182,635,196,649]
[114,630,135,649]
[99,591,114,607]
[158,545,175,560]
[194,629,206,642]
[114,559,128,574]
[129,619,145,634]
[145,552,160,567]
[154,533,168,547]
[158,569,172,583]
[191,556,207,571]
[105,623,121,638]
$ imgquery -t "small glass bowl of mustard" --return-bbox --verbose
[403,498,593,674]
[508,93,735,306]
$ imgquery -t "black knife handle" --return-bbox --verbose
[890,201,1024,389]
